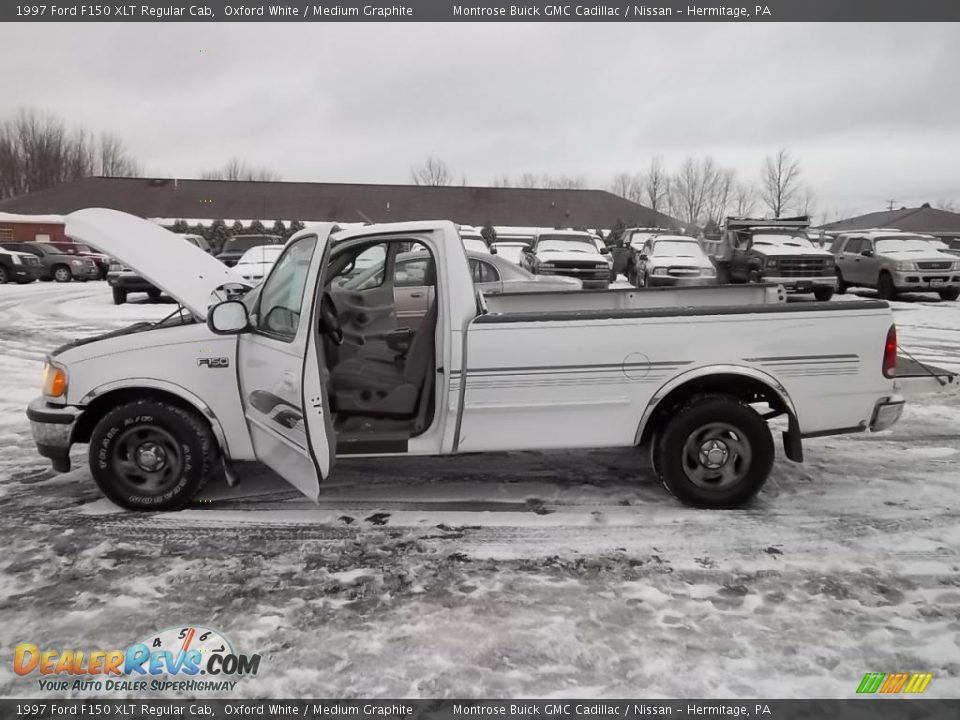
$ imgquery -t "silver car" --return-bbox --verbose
[634,235,718,287]
[344,250,581,327]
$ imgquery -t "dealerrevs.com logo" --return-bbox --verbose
[14,625,261,693]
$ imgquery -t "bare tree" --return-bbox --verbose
[669,156,723,228]
[760,148,802,218]
[410,156,452,186]
[642,156,670,213]
[935,199,958,213]
[97,132,140,177]
[731,182,758,217]
[609,172,640,200]
[201,157,281,182]
[704,168,735,226]
[794,186,816,217]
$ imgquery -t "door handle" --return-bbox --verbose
[410,292,424,298]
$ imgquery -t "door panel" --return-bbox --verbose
[237,229,335,500]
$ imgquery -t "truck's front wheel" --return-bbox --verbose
[654,395,774,508]
[89,400,215,511]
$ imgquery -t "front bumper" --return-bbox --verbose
[763,275,837,292]
[890,270,960,291]
[538,268,610,285]
[648,274,718,287]
[869,395,905,432]
[108,273,157,291]
[27,396,78,472]
[72,265,101,280]
[8,266,42,282]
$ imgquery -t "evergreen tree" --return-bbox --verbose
[271,220,286,237]
[248,219,267,234]
[171,219,189,234]
[230,220,244,235]
[287,220,305,240]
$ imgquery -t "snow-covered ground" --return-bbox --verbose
[1,281,959,699]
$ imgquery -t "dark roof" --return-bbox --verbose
[0,177,679,229]
[820,205,960,233]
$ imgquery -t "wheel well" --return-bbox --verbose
[639,373,793,448]
[72,388,215,446]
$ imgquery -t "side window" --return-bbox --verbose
[334,243,388,290]
[255,235,318,341]
[861,239,874,254]
[844,238,861,254]
[396,257,434,287]
[469,259,499,283]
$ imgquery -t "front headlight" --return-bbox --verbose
[701,267,717,277]
[765,258,778,269]
[894,261,916,271]
[41,361,68,398]
[953,261,960,271]
[70,259,82,266]
[10,254,21,265]
[652,267,669,276]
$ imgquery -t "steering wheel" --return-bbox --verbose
[318,292,344,345]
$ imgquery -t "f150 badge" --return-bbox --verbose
[197,357,230,368]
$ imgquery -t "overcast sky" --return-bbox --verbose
[1,22,958,218]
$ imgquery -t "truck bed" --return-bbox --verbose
[483,283,785,314]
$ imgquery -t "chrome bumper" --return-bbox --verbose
[27,396,78,472]
[890,271,960,290]
[764,275,837,290]
[869,395,905,432]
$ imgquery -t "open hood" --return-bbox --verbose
[66,209,250,319]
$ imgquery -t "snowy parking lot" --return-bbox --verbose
[1,281,959,699]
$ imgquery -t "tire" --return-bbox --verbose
[0,265,7,284]
[938,288,960,301]
[654,394,774,509]
[88,399,215,511]
[147,289,162,301]
[53,265,72,283]
[111,287,127,305]
[637,272,647,288]
[877,271,897,300]
[813,287,834,302]
[835,269,848,294]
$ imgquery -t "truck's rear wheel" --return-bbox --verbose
[89,399,215,511]
[654,395,774,508]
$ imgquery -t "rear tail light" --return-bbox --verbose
[882,324,897,379]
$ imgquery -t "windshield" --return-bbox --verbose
[652,240,703,257]
[536,238,598,254]
[876,236,946,253]
[751,233,814,248]
[33,243,62,253]
[223,236,279,253]
[925,239,949,250]
[628,232,659,248]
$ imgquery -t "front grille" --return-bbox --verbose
[917,261,952,271]
[550,261,605,270]
[668,266,701,277]
[777,257,830,277]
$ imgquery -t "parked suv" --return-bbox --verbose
[107,233,214,304]
[0,242,99,282]
[831,231,960,301]
[0,246,43,284]
[216,234,283,267]
[43,240,111,279]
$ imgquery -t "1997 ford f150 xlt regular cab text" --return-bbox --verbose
[28,209,906,511]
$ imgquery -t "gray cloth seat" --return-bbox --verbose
[330,301,437,418]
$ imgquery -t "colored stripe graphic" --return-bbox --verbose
[857,672,931,694]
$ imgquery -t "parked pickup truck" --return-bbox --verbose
[715,217,837,301]
[520,230,612,289]
[28,209,908,512]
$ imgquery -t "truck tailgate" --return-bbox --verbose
[894,355,958,398]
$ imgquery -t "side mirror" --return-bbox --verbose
[207,300,250,335]
[600,246,610,255]
[861,249,874,258]
[639,253,649,261]
[489,246,498,255]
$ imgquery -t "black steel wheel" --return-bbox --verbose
[89,399,215,511]
[835,269,848,294]
[0,265,7,284]
[654,394,774,508]
[938,288,959,302]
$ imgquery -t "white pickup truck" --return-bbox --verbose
[28,209,908,512]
